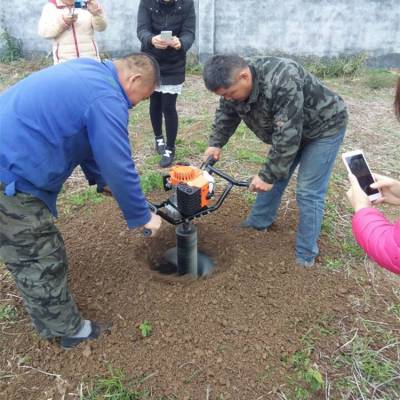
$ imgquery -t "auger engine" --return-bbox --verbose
[163,164,215,220]
[146,157,249,277]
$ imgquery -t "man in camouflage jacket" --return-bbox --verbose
[203,54,348,267]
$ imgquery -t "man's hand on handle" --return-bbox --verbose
[203,146,221,162]
[144,213,162,237]
[249,175,273,192]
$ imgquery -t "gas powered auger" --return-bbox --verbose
[145,157,249,278]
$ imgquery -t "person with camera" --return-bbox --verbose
[202,54,348,268]
[346,79,400,274]
[0,53,162,348]
[38,0,107,64]
[137,0,196,167]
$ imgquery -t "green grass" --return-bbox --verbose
[67,187,104,208]
[321,201,337,237]
[174,144,192,161]
[280,316,338,399]
[185,53,202,75]
[302,53,366,79]
[81,369,173,400]
[332,322,400,398]
[143,154,161,167]
[335,338,399,395]
[0,304,17,321]
[341,235,365,258]
[139,321,152,338]
[242,191,256,206]
[81,369,148,400]
[324,257,343,271]
[179,116,197,127]
[282,349,324,399]
[235,122,252,138]
[140,171,163,194]
[362,69,398,90]
[388,303,400,319]
[235,149,265,164]
[190,140,208,154]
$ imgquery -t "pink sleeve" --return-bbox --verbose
[352,207,400,274]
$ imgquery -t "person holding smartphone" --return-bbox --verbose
[345,78,400,274]
[137,0,196,167]
[38,0,106,64]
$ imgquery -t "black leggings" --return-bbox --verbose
[149,91,178,148]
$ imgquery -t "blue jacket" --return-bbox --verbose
[0,58,151,228]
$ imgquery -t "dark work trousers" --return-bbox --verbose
[0,188,82,338]
[149,91,178,148]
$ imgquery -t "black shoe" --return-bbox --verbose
[160,147,175,168]
[59,321,112,349]
[155,136,166,155]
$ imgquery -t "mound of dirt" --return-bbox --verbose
[1,193,394,399]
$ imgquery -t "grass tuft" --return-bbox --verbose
[140,171,163,194]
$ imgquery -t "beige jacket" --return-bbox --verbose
[38,0,107,64]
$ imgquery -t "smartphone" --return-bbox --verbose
[74,0,87,9]
[342,150,381,201]
[160,30,173,41]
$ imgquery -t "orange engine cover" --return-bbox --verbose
[169,165,210,208]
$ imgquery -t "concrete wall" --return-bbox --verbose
[1,0,400,66]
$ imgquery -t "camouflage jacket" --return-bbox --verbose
[209,56,348,183]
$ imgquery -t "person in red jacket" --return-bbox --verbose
[346,78,400,274]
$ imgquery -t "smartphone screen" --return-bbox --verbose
[160,31,172,41]
[74,1,87,8]
[344,154,379,196]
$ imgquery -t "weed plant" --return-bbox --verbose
[0,27,23,63]
[303,53,366,79]
[0,304,17,321]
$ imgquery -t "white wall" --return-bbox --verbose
[1,0,399,66]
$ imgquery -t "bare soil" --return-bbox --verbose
[1,65,399,399]
[1,190,398,399]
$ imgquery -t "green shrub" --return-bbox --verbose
[140,171,163,194]
[0,27,23,63]
[303,54,366,79]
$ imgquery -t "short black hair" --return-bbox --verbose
[202,54,248,91]
[119,52,160,87]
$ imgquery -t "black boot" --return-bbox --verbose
[155,136,166,155]
[160,146,175,168]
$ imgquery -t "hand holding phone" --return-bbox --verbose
[342,150,381,201]
[74,0,87,9]
[160,30,173,41]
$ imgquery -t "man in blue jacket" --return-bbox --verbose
[0,53,162,348]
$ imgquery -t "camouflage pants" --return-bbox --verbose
[0,188,82,338]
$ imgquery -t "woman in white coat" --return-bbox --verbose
[38,0,107,64]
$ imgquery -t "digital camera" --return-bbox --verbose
[74,0,87,8]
